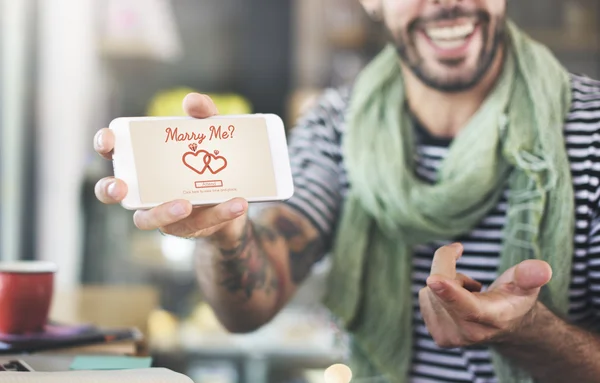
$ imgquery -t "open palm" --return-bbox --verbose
[419,243,553,348]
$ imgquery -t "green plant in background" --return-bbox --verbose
[147,87,253,116]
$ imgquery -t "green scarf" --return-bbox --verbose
[323,21,574,383]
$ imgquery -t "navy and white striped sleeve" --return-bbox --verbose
[283,88,349,250]
[567,75,600,324]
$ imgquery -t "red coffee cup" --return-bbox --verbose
[0,261,57,334]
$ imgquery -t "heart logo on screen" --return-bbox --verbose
[182,150,228,175]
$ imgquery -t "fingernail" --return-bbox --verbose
[429,282,445,294]
[170,203,187,217]
[107,181,118,198]
[230,202,244,215]
[95,131,104,150]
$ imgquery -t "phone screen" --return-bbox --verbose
[129,117,277,204]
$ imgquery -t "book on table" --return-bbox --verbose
[0,323,142,355]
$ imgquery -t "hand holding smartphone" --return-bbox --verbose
[109,114,294,210]
[94,93,293,243]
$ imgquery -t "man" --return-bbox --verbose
[93,0,600,382]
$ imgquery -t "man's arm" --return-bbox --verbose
[195,203,325,333]
[195,88,347,333]
[494,303,600,383]
[421,244,600,382]
[93,90,344,334]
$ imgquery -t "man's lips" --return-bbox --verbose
[418,20,481,58]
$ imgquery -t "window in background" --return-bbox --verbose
[1,0,38,263]
[508,0,600,79]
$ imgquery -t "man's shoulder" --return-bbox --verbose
[568,73,600,118]
[293,85,352,139]
[570,73,600,94]
[303,86,352,120]
[566,73,600,128]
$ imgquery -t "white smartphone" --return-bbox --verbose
[109,114,294,210]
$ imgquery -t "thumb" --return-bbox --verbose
[182,93,219,119]
[509,260,553,295]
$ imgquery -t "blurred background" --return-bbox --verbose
[1,0,599,382]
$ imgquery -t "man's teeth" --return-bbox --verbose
[431,39,467,49]
[426,23,475,42]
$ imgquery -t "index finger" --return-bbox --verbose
[430,243,463,279]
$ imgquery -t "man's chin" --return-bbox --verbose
[437,57,468,68]
[412,68,483,93]
[396,43,494,92]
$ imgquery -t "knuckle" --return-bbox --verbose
[463,309,484,323]
[433,247,444,258]
[463,330,487,345]
[450,335,466,348]
[438,289,457,303]
[436,244,451,254]
[434,335,462,349]
[432,246,452,262]
[191,211,214,231]
[158,226,174,236]
[159,224,184,237]
[188,212,229,237]
[435,338,451,348]
[215,206,232,223]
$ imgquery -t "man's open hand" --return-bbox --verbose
[419,243,553,348]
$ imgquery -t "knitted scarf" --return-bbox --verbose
[323,21,574,383]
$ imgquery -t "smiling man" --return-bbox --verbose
[93,1,600,382]
[392,0,504,92]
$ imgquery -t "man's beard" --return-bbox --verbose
[391,8,506,93]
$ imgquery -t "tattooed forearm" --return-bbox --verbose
[274,215,324,284]
[216,206,325,299]
[194,205,327,332]
[217,220,279,300]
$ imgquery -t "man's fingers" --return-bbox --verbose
[456,273,482,292]
[133,198,247,236]
[186,198,248,230]
[161,198,248,239]
[94,128,115,160]
[133,200,193,231]
[182,93,219,118]
[430,243,463,280]
[427,276,481,316]
[512,260,552,294]
[95,177,128,204]
[491,259,553,296]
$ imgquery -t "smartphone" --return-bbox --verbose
[109,114,294,210]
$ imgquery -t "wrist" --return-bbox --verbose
[210,217,251,254]
[493,301,547,346]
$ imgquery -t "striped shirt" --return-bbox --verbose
[284,74,600,383]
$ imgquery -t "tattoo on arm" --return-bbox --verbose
[216,206,325,300]
[275,215,324,284]
[217,220,279,300]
